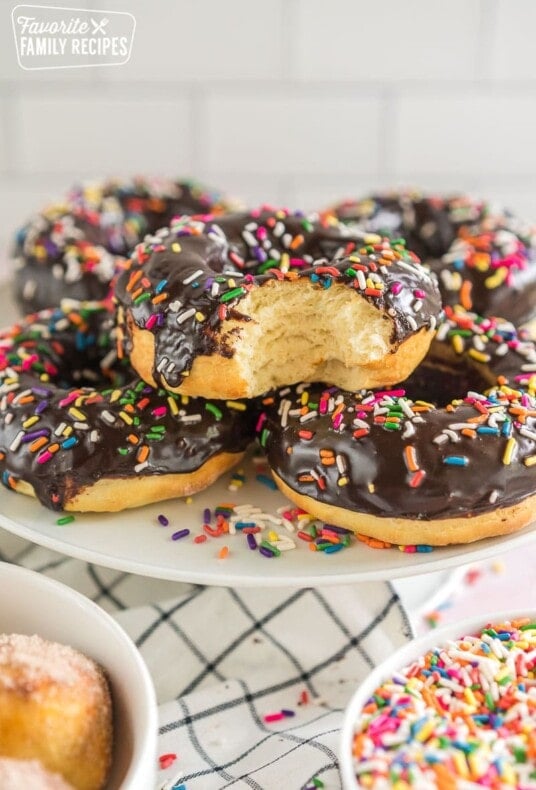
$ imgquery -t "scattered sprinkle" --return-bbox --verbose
[158,753,177,770]
[171,528,190,541]
[56,514,75,525]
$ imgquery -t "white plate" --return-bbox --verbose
[0,561,157,790]
[0,455,535,586]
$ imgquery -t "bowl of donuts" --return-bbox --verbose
[0,561,157,790]
[340,611,536,789]
[4,179,536,550]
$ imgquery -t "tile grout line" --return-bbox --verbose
[3,78,536,98]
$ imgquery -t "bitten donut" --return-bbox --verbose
[0,633,111,790]
[114,208,443,400]
[257,308,536,545]
[0,303,255,512]
[0,758,74,790]
[327,189,536,327]
[13,177,241,314]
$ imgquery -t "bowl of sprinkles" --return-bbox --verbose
[340,612,536,789]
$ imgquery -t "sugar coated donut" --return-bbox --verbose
[13,177,241,314]
[257,309,536,545]
[327,189,536,328]
[349,619,536,788]
[0,758,74,790]
[0,633,111,790]
[0,303,255,511]
[114,208,443,400]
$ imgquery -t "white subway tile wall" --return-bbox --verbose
[395,90,536,178]
[17,95,192,174]
[490,0,536,81]
[292,0,482,82]
[1,0,536,281]
[100,0,286,82]
[202,93,383,176]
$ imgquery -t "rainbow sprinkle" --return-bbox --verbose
[351,620,536,787]
[0,304,254,511]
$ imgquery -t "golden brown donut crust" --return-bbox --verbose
[274,473,536,547]
[11,450,246,512]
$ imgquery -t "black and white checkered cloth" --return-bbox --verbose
[0,531,412,790]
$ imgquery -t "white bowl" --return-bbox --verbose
[340,609,536,790]
[0,561,157,789]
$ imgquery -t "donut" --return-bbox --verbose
[13,177,241,314]
[327,189,536,327]
[349,618,536,788]
[0,303,255,512]
[441,226,536,328]
[0,633,111,790]
[114,208,443,400]
[257,308,536,545]
[0,758,74,790]
[328,190,492,260]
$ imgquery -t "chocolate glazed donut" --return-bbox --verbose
[257,308,536,546]
[327,190,536,327]
[0,303,255,511]
[12,177,241,314]
[329,191,491,260]
[114,209,443,400]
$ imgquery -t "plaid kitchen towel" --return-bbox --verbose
[0,531,412,790]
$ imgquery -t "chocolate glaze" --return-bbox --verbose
[114,209,443,391]
[0,305,255,511]
[331,192,489,260]
[13,178,241,314]
[258,311,536,521]
[329,191,536,325]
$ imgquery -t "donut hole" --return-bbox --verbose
[13,312,123,390]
